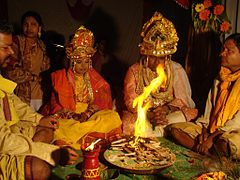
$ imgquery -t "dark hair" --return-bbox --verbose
[21,11,43,27]
[225,33,240,49]
[0,21,13,34]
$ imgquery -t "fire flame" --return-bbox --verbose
[133,64,167,144]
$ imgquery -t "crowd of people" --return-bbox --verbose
[0,9,239,179]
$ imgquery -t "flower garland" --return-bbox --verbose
[192,0,231,34]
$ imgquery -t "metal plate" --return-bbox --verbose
[104,148,176,175]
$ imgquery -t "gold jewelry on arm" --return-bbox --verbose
[51,113,60,118]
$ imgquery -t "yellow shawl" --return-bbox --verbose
[209,67,240,133]
[0,75,19,125]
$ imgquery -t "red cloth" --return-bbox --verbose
[40,68,112,115]
[175,0,189,9]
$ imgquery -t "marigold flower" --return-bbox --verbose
[220,21,230,32]
[203,0,212,8]
[199,9,210,21]
[192,0,231,34]
[195,4,205,12]
[214,4,224,15]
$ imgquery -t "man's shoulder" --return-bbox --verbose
[128,62,140,72]
[170,60,184,69]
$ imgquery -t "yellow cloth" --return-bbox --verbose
[0,75,59,170]
[0,75,16,96]
[76,102,88,113]
[0,75,20,126]
[0,155,25,180]
[54,73,122,149]
[54,110,122,149]
[210,67,240,133]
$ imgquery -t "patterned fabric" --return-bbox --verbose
[75,75,89,103]
[3,35,50,105]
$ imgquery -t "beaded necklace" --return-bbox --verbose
[136,58,173,107]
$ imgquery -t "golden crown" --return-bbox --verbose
[67,26,96,60]
[139,12,179,57]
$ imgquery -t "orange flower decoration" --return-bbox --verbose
[196,171,225,180]
[203,0,212,8]
[214,4,224,15]
[199,9,210,21]
[192,0,231,34]
[220,21,230,32]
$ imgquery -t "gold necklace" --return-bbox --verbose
[136,58,173,107]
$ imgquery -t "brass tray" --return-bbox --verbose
[104,148,176,174]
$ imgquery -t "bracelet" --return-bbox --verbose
[82,111,91,118]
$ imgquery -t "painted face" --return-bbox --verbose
[221,39,240,72]
[0,33,14,67]
[73,57,90,75]
[22,16,41,38]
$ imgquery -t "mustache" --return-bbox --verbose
[0,57,10,68]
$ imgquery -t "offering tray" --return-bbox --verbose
[104,136,176,174]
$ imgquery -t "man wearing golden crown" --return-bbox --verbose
[40,26,122,149]
[122,12,198,137]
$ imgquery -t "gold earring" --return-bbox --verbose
[89,60,92,68]
[144,56,149,67]
[38,31,41,38]
[167,55,171,61]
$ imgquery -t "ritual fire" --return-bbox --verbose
[106,64,175,171]
[133,64,167,144]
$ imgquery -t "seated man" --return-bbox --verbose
[40,26,122,149]
[122,12,197,137]
[0,21,79,180]
[167,33,240,159]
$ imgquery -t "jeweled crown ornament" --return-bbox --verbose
[67,26,96,60]
[139,12,179,57]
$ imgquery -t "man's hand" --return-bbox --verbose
[39,116,59,129]
[148,105,170,126]
[52,146,79,166]
[195,136,214,155]
[196,127,209,144]
[195,128,223,156]
[72,113,88,122]
[60,146,79,165]
[57,109,75,119]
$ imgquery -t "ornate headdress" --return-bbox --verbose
[66,26,96,60]
[139,12,179,57]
